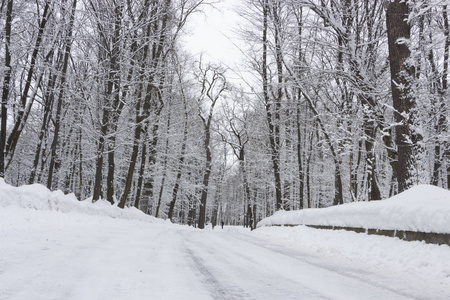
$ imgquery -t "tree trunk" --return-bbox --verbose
[196,62,226,228]
[128,0,169,209]
[0,0,13,178]
[77,126,83,199]
[47,0,77,190]
[247,204,253,230]
[262,0,282,211]
[155,112,171,218]
[364,118,381,201]
[92,111,108,202]
[240,150,251,223]
[306,132,313,208]
[119,38,153,208]
[141,112,163,213]
[5,3,51,169]
[386,0,416,193]
[350,140,362,201]
[442,6,450,189]
[29,65,57,184]
[91,1,124,203]
[296,91,304,209]
[105,2,124,204]
[106,138,116,203]
[272,1,283,210]
[134,139,147,210]
[119,97,145,208]
[198,127,212,229]
[167,97,188,221]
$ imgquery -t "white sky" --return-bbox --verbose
[181,0,246,69]
[181,0,260,93]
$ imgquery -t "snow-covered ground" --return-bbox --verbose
[0,179,168,224]
[1,180,450,299]
[257,184,450,233]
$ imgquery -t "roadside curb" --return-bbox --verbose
[270,224,450,246]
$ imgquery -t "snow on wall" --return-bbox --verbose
[257,184,450,233]
[0,179,167,224]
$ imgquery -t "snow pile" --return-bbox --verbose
[257,184,450,233]
[0,178,167,224]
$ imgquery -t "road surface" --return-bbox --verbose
[0,210,448,300]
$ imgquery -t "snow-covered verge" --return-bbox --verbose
[257,184,450,233]
[0,179,167,224]
[252,225,450,291]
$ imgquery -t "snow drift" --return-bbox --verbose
[257,184,450,233]
[0,178,166,224]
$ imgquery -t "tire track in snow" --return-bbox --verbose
[227,232,440,300]
[183,231,332,300]
[182,237,256,300]
[183,229,440,300]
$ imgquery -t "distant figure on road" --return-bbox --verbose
[221,221,224,229]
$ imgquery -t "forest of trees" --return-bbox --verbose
[0,0,449,229]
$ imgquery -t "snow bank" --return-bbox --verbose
[0,179,167,224]
[257,184,450,233]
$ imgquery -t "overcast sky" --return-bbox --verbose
[181,0,258,91]
[182,0,244,67]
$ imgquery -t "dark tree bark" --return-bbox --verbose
[309,0,388,201]
[262,0,283,211]
[29,55,57,184]
[119,87,148,208]
[386,0,416,192]
[293,6,304,209]
[134,138,147,210]
[296,87,344,205]
[271,1,283,210]
[105,1,125,204]
[90,0,123,203]
[211,142,227,229]
[47,0,77,190]
[120,0,169,209]
[197,64,227,229]
[5,2,51,170]
[247,204,253,230]
[167,92,188,221]
[198,130,212,229]
[424,6,449,187]
[219,96,252,225]
[119,30,152,208]
[0,0,13,178]
[155,112,171,218]
[363,109,381,201]
[306,131,313,208]
[92,108,108,202]
[139,106,163,213]
[441,6,450,189]
[224,136,251,225]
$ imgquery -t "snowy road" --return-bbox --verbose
[1,208,450,300]
[181,230,448,300]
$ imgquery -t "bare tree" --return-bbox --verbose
[0,0,13,178]
[218,90,254,227]
[4,1,52,171]
[196,61,228,229]
[47,0,78,189]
